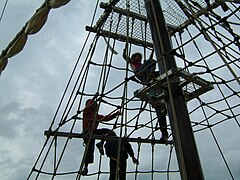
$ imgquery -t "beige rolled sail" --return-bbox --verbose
[0,0,71,76]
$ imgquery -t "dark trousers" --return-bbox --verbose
[109,158,127,180]
[84,128,112,165]
[155,108,167,135]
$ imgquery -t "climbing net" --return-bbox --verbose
[27,0,239,179]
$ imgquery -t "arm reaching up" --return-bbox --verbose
[122,47,132,63]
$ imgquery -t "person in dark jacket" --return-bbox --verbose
[104,137,139,180]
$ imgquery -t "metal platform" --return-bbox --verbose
[134,68,214,106]
[85,0,222,48]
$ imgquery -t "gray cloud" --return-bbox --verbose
[0,1,239,180]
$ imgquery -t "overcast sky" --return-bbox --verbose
[0,1,239,180]
[0,1,97,179]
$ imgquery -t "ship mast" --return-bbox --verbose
[144,0,204,179]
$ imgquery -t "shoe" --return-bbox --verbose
[160,133,168,142]
[147,72,156,83]
[161,107,167,115]
[96,142,104,155]
[81,167,88,176]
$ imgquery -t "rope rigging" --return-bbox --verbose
[0,0,9,23]
[4,0,236,179]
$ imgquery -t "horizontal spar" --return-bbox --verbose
[44,130,173,145]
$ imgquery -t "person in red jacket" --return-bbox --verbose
[123,47,168,141]
[81,97,121,175]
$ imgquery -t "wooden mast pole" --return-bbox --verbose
[144,0,204,179]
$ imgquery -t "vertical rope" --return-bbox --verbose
[97,154,103,180]
[53,136,57,179]
[134,140,141,180]
[151,142,154,180]
[0,0,8,23]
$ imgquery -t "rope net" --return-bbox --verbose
[27,0,239,179]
